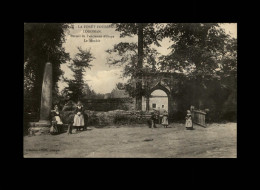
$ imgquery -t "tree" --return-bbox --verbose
[63,47,95,102]
[116,82,125,90]
[157,23,237,120]
[107,23,162,109]
[107,23,236,120]
[158,24,230,73]
[24,23,70,110]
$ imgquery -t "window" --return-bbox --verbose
[162,105,164,108]
[152,104,156,108]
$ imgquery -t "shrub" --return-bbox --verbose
[60,111,75,124]
[113,113,148,125]
[62,101,76,112]
[87,114,99,126]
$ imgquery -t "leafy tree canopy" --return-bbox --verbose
[24,23,70,109]
[63,47,95,102]
[157,23,236,77]
[113,23,163,47]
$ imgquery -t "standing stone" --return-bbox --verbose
[34,62,52,129]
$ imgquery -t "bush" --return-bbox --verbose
[87,114,99,126]
[66,110,149,127]
[60,111,75,124]
[171,111,186,122]
[113,113,148,125]
[220,111,237,122]
[62,101,77,112]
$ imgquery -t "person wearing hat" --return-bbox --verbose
[185,110,193,130]
[73,101,85,131]
[161,110,169,128]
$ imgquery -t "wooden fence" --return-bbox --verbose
[191,109,206,127]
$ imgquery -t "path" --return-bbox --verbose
[23,123,237,158]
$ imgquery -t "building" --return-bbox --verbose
[110,89,130,98]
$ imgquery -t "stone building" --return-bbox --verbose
[130,72,184,120]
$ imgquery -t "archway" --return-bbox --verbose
[149,90,168,113]
[145,83,171,113]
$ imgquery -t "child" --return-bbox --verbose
[161,111,168,128]
[185,110,193,130]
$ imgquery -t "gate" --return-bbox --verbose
[191,107,206,127]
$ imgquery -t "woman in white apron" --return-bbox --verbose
[161,111,169,128]
[51,105,63,133]
[73,101,85,131]
[185,110,193,130]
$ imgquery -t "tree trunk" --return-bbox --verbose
[136,23,143,110]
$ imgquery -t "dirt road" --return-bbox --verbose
[23,122,236,158]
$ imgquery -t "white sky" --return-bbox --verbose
[58,23,237,94]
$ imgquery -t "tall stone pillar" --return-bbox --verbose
[35,62,52,127]
[146,96,150,112]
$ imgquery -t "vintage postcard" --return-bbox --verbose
[24,23,237,158]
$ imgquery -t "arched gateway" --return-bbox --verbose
[136,72,182,121]
[149,90,168,112]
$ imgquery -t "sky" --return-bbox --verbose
[58,23,237,94]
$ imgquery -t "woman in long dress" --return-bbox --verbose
[51,105,63,133]
[185,110,193,130]
[73,101,85,131]
[161,111,168,128]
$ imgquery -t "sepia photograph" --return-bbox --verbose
[24,23,237,158]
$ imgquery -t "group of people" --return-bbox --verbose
[149,111,169,128]
[50,101,194,135]
[149,110,193,130]
[50,101,86,135]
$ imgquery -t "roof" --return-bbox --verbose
[110,89,129,98]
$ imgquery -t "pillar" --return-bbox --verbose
[35,62,52,127]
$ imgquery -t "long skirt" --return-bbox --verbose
[55,116,63,124]
[185,118,193,129]
[73,114,84,126]
[161,116,168,125]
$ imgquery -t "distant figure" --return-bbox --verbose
[150,112,157,128]
[73,101,85,131]
[67,120,74,135]
[156,110,160,124]
[51,105,63,133]
[185,110,193,130]
[162,111,168,128]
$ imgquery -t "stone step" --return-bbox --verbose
[28,126,50,136]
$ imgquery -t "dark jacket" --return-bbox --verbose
[74,106,85,114]
[151,114,157,121]
[185,115,192,120]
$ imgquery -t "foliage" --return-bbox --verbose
[157,23,236,78]
[61,100,77,111]
[106,43,160,78]
[107,24,236,119]
[63,47,95,102]
[24,23,70,110]
[155,23,237,121]
[106,23,163,105]
[116,82,125,90]
[113,23,163,47]
[60,111,75,124]
[86,112,100,126]
[106,43,160,98]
